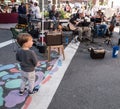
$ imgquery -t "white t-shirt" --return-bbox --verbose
[32,6,41,19]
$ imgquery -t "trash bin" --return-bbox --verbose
[112,45,119,58]
[38,45,46,53]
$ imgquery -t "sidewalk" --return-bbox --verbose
[0,23,17,29]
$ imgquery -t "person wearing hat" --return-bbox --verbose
[69,11,83,41]
[47,0,52,12]
[69,11,91,41]
[32,1,41,19]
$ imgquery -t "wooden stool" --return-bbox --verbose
[46,31,65,61]
[47,45,65,61]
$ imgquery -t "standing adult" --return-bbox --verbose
[32,2,41,19]
[47,0,52,12]
[18,2,27,24]
[28,1,35,20]
[18,2,26,15]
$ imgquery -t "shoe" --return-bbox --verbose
[110,32,113,35]
[19,90,25,96]
[77,37,82,42]
[33,85,40,92]
[28,91,36,95]
[19,88,27,96]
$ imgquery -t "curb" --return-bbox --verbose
[0,28,10,30]
[0,23,17,30]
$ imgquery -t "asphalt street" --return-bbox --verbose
[48,28,120,109]
[1,27,120,109]
[0,29,18,64]
[0,29,47,65]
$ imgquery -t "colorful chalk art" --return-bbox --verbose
[0,59,60,109]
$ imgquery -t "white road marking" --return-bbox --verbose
[26,41,80,109]
[0,39,15,48]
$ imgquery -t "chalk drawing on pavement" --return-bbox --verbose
[0,58,59,109]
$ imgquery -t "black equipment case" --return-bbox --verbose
[90,48,105,59]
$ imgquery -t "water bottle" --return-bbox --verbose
[17,63,21,70]
[57,58,62,66]
[65,36,69,44]
[112,45,119,58]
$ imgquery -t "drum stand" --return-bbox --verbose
[104,36,112,46]
[104,28,113,46]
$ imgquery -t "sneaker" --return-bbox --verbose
[77,37,83,42]
[29,87,39,95]
[19,90,25,96]
[77,37,80,42]
[33,85,40,92]
[19,88,27,96]
[28,91,36,95]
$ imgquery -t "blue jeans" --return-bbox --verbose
[95,24,107,36]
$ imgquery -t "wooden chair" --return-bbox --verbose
[46,32,65,61]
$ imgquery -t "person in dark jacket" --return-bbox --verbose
[49,5,59,30]
[18,2,27,24]
[18,2,26,14]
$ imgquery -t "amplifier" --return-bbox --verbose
[89,48,105,59]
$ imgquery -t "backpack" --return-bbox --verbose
[28,28,39,38]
